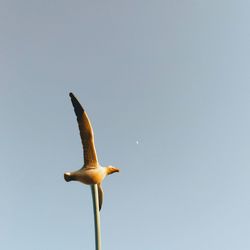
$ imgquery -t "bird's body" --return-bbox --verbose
[65,166,107,185]
[64,93,119,210]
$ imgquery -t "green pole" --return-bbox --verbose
[91,185,101,250]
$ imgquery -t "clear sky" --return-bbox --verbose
[1,0,250,249]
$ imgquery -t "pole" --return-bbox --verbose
[91,185,101,250]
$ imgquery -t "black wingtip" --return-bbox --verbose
[69,92,84,118]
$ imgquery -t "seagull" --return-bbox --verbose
[64,93,119,210]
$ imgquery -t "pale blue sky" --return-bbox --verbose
[1,0,250,249]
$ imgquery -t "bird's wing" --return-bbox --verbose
[69,93,99,166]
[97,184,104,211]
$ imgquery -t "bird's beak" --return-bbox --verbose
[114,168,120,173]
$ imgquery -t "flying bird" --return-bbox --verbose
[64,93,119,210]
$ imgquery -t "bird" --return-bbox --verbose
[64,92,119,210]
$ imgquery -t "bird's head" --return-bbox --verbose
[106,166,120,175]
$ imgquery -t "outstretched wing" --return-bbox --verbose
[97,184,104,210]
[69,92,99,166]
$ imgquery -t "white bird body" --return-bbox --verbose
[65,166,107,185]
